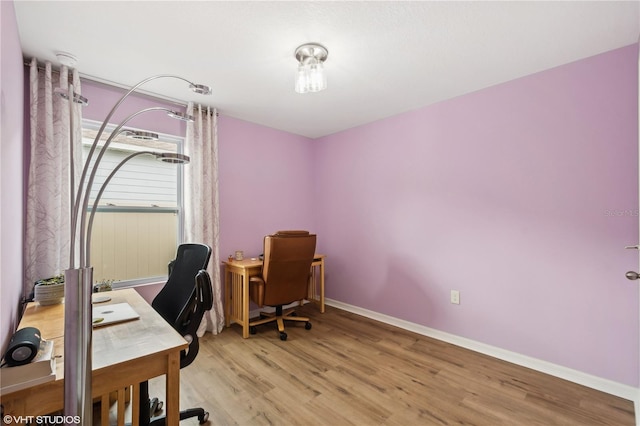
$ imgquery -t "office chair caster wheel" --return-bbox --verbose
[149,397,163,415]
[198,411,209,424]
[279,331,287,341]
[305,321,312,330]
[250,326,257,335]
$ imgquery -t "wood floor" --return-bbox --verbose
[148,304,635,425]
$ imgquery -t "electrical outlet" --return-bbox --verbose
[450,290,460,305]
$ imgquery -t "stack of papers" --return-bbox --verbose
[0,339,55,395]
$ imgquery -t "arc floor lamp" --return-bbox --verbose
[60,75,211,425]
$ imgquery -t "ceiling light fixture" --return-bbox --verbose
[294,43,328,94]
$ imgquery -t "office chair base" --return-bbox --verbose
[249,306,311,340]
[150,397,162,415]
[135,381,209,426]
[149,408,209,425]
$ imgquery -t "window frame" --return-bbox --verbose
[82,119,187,288]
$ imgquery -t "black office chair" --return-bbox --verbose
[141,243,213,425]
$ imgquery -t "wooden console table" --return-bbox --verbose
[0,289,188,426]
[223,254,325,338]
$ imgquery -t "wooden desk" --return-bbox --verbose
[0,289,188,426]
[223,254,325,338]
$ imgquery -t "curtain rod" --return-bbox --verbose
[24,58,71,79]
[78,73,189,108]
[190,105,219,117]
[24,58,200,109]
[82,76,220,116]
[24,58,220,116]
[81,78,219,116]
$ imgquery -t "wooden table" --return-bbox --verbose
[0,288,188,426]
[223,254,325,338]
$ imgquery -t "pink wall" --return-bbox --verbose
[218,116,316,260]
[314,45,639,386]
[0,0,25,352]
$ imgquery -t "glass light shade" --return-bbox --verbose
[295,64,308,94]
[295,59,327,94]
[307,61,326,92]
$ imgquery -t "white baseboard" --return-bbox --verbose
[325,298,639,405]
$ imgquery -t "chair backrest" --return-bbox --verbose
[152,243,211,336]
[178,269,213,367]
[261,231,316,306]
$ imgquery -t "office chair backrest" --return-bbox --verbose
[152,243,211,334]
[178,269,213,367]
[261,231,316,306]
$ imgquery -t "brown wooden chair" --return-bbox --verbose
[249,230,317,341]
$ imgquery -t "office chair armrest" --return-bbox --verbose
[167,259,176,276]
[197,270,213,311]
[249,276,265,307]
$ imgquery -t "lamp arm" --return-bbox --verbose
[70,74,201,268]
[101,75,200,131]
[85,151,155,266]
[82,75,200,177]
[84,75,198,170]
[74,107,173,268]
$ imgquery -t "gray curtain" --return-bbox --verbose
[25,59,82,296]
[185,103,224,334]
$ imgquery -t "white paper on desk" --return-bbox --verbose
[0,340,56,395]
[92,303,140,327]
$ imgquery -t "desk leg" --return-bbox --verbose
[320,259,325,313]
[242,270,250,338]
[165,351,181,426]
[131,384,140,426]
[224,268,231,328]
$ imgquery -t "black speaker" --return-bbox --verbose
[3,327,41,366]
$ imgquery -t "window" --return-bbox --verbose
[83,120,185,287]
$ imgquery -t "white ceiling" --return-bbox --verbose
[14,1,640,138]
